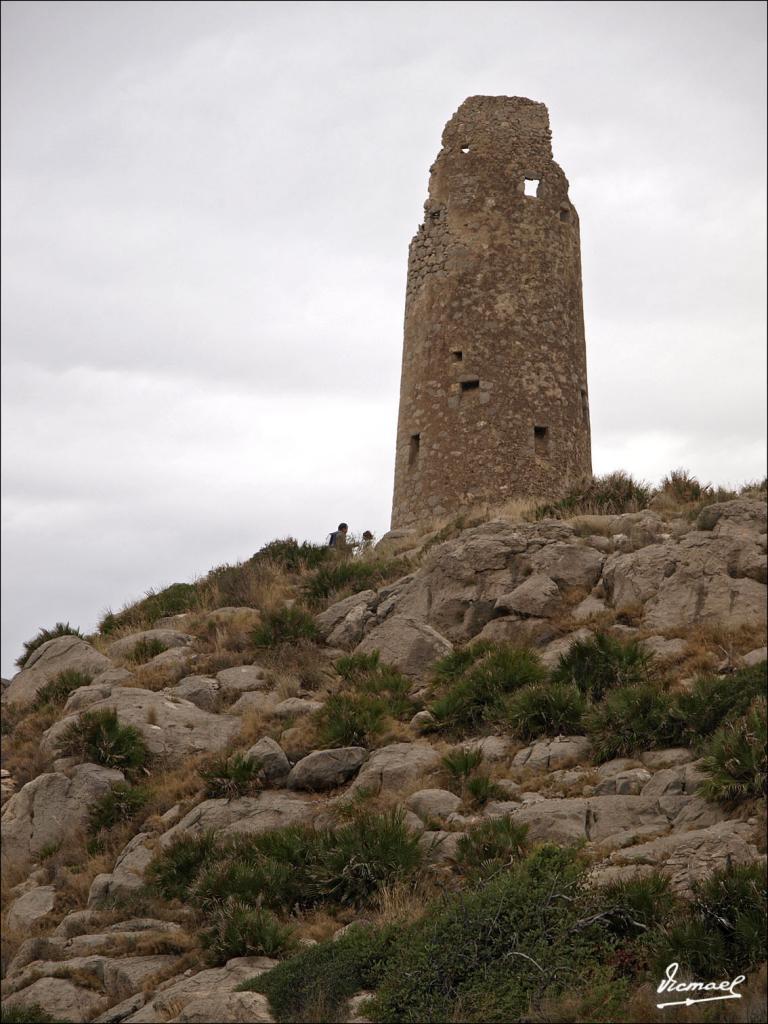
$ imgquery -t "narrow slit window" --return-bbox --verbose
[524,177,540,197]
[560,207,571,222]
[409,433,420,467]
[534,425,548,453]
[580,389,588,420]
[451,350,463,362]
[460,378,480,392]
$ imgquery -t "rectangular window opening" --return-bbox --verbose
[451,350,463,362]
[580,389,588,421]
[534,425,548,453]
[560,207,571,222]
[460,378,480,392]
[409,433,420,467]
[524,177,540,197]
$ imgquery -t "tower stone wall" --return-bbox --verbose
[391,96,592,529]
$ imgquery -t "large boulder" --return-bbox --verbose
[1,763,124,868]
[169,992,274,1022]
[168,675,220,711]
[161,791,318,843]
[512,736,592,773]
[696,498,767,537]
[528,543,604,589]
[287,747,367,791]
[108,629,195,661]
[245,737,290,785]
[216,665,269,698]
[494,574,562,618]
[348,743,442,795]
[315,590,378,648]
[354,615,452,678]
[41,687,240,760]
[511,795,670,845]
[1,977,106,1022]
[88,832,157,907]
[6,884,56,931]
[5,636,113,708]
[406,789,462,821]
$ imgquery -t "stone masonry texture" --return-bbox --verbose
[391,96,592,529]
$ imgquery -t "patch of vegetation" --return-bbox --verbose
[670,661,767,749]
[431,641,494,684]
[552,632,651,701]
[464,775,506,807]
[0,1006,68,1024]
[31,669,94,710]
[505,681,586,740]
[203,899,295,964]
[454,817,529,881]
[658,467,705,503]
[123,636,166,664]
[253,537,331,572]
[428,644,546,735]
[316,653,414,747]
[441,746,484,780]
[15,621,84,668]
[88,782,150,834]
[241,924,397,1023]
[534,470,653,519]
[585,684,679,763]
[305,557,409,604]
[252,606,319,647]
[146,830,220,901]
[697,698,767,803]
[198,753,264,799]
[99,582,199,635]
[315,692,387,748]
[148,809,423,916]
[56,709,150,773]
[652,862,767,977]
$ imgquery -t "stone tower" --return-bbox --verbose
[391,96,592,529]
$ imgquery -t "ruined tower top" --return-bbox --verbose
[391,96,592,529]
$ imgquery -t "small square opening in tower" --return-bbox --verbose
[460,378,480,392]
[524,178,540,197]
[409,433,420,467]
[451,350,463,362]
[560,207,571,222]
[460,143,470,154]
[534,425,548,453]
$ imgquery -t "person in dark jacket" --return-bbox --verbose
[327,522,349,553]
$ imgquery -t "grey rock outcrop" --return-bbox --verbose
[5,636,113,708]
[287,747,368,791]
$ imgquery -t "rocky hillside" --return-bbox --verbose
[1,490,766,1023]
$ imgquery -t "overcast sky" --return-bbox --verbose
[2,1,766,677]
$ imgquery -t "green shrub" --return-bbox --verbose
[308,809,423,909]
[593,872,680,936]
[429,645,546,734]
[369,845,604,1023]
[252,606,319,647]
[203,899,295,964]
[148,810,423,915]
[146,830,220,901]
[99,582,199,635]
[535,471,653,519]
[463,775,506,808]
[242,924,398,1024]
[88,783,150,834]
[305,559,408,603]
[0,1005,65,1023]
[198,753,264,799]
[658,467,704,503]
[670,662,766,749]
[454,817,528,880]
[123,636,166,664]
[585,684,681,763]
[697,698,767,803]
[431,641,494,684]
[32,669,94,710]
[505,681,586,740]
[652,863,767,977]
[315,692,387,748]
[335,651,384,681]
[16,622,85,668]
[552,632,650,701]
[253,537,330,572]
[56,709,150,773]
[441,746,484,780]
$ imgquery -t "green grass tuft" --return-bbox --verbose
[16,622,85,668]
[56,708,150,773]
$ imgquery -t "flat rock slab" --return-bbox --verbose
[407,788,463,821]
[217,665,270,697]
[1,977,107,1022]
[169,992,275,1022]
[513,735,592,772]
[6,884,56,931]
[108,629,195,660]
[355,615,452,679]
[161,792,319,843]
